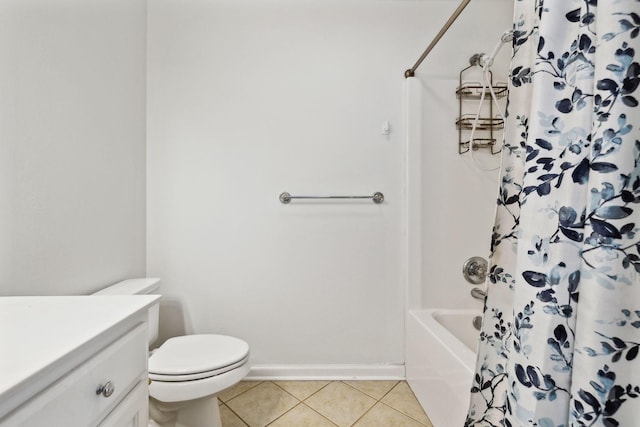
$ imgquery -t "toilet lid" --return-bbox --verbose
[149,334,249,381]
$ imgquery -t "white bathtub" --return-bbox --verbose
[405,309,480,427]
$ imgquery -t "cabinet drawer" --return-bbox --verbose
[3,323,147,427]
[98,380,148,427]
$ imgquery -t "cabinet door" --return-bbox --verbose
[98,381,148,427]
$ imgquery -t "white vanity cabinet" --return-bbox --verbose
[0,296,160,427]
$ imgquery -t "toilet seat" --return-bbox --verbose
[149,334,250,382]
[149,359,251,404]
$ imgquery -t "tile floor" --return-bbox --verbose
[217,380,433,427]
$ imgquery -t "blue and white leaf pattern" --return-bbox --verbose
[466,1,640,426]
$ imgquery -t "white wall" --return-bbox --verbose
[147,0,479,369]
[407,0,513,310]
[0,0,147,296]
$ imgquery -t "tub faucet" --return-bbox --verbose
[463,256,488,285]
[470,288,486,300]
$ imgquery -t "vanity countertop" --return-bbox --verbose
[0,295,160,419]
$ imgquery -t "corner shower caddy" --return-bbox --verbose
[455,56,507,155]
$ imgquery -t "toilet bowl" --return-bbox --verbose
[94,278,250,427]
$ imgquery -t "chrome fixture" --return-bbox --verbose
[279,192,384,204]
[456,63,507,155]
[463,256,488,284]
[96,381,115,398]
[470,288,486,301]
[405,0,471,77]
[472,315,482,331]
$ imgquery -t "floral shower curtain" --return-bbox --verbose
[466,1,640,426]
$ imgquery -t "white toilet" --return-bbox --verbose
[94,278,250,427]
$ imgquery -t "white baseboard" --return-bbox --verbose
[245,364,406,381]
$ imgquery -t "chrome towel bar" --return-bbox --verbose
[279,192,384,204]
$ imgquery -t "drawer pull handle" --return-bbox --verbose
[96,381,115,398]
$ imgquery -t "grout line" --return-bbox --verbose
[377,401,430,426]
[223,381,268,427]
[264,401,299,426]
[264,402,340,427]
[228,380,429,427]
[342,380,421,427]
[301,381,332,402]
[336,381,378,427]
[303,403,338,427]
[302,402,340,427]
[397,382,433,426]
[378,382,432,426]
[340,379,400,401]
[221,403,249,427]
[377,380,401,401]
[350,402,375,426]
[222,380,263,403]
[270,381,304,403]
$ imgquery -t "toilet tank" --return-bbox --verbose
[93,278,161,345]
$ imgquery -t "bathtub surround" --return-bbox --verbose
[403,1,513,425]
[404,5,513,313]
[0,0,147,295]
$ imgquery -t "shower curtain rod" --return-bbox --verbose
[404,0,471,78]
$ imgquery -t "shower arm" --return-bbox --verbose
[404,0,471,78]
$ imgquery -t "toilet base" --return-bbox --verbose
[149,395,222,427]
